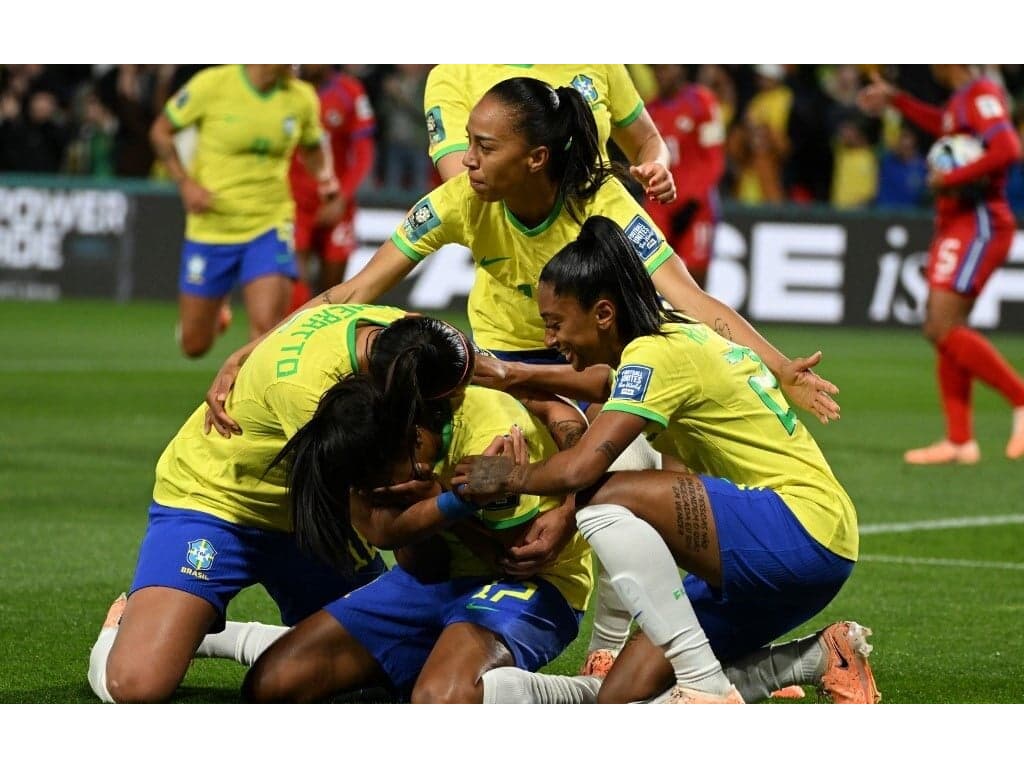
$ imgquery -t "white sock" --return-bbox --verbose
[587,560,633,653]
[87,627,117,703]
[576,504,731,695]
[607,435,661,471]
[723,632,825,703]
[195,621,289,667]
[481,667,602,704]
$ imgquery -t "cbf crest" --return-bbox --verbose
[185,254,206,285]
[425,106,445,146]
[282,115,297,138]
[186,538,218,571]
[402,199,441,242]
[571,74,598,103]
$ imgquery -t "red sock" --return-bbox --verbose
[938,350,972,444]
[288,280,312,314]
[940,326,1024,408]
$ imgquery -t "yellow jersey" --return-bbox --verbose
[432,386,593,611]
[424,64,644,167]
[391,173,674,352]
[603,323,859,561]
[153,304,406,555]
[164,65,323,244]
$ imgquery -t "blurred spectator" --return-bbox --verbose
[728,65,792,204]
[785,65,837,202]
[0,87,70,172]
[875,124,928,209]
[93,65,160,177]
[64,85,117,176]
[830,115,878,208]
[378,64,430,193]
[698,64,737,129]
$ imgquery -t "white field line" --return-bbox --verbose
[861,514,1024,571]
[860,514,1024,535]
[859,554,1024,571]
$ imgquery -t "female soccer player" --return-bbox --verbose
[455,216,878,704]
[87,309,473,703]
[207,76,838,432]
[424,64,677,203]
[237,371,592,703]
[150,65,339,359]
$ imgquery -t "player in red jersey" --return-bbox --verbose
[643,65,725,288]
[859,65,1024,464]
[288,65,376,309]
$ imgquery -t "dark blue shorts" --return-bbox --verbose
[324,566,582,692]
[687,476,855,661]
[130,502,385,631]
[179,225,298,298]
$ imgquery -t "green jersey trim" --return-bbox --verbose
[503,195,564,236]
[483,505,541,530]
[645,244,676,275]
[601,401,668,427]
[431,142,469,163]
[239,65,279,100]
[391,232,426,263]
[613,100,644,128]
[164,104,184,130]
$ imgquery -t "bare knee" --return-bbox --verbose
[410,674,483,704]
[105,657,181,703]
[242,657,304,703]
[179,327,214,358]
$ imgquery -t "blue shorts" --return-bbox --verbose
[130,502,385,631]
[179,225,298,298]
[686,476,855,661]
[324,566,582,692]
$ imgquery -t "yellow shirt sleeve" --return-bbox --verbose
[605,64,645,128]
[389,177,467,262]
[165,67,216,129]
[603,333,699,428]
[297,81,324,148]
[424,64,471,164]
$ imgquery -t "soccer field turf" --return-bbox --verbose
[1,299,1022,703]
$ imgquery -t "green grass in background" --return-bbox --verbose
[1,300,1022,703]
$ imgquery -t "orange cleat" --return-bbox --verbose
[216,303,233,336]
[769,685,807,700]
[579,648,618,679]
[903,439,979,465]
[818,621,881,704]
[662,684,745,704]
[103,593,128,630]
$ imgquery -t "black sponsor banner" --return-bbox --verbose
[3,175,1024,331]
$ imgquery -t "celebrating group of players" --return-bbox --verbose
[87,63,1024,704]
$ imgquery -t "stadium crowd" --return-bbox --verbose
[4,63,1024,212]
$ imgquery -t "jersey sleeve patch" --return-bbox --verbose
[402,199,441,242]
[425,106,446,147]
[623,215,664,263]
[611,364,654,402]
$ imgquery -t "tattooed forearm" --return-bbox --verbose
[713,318,733,341]
[549,419,585,450]
[595,440,619,464]
[671,477,711,552]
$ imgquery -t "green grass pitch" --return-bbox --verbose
[1,299,1022,703]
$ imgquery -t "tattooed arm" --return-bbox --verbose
[650,256,841,425]
[514,390,587,451]
[454,409,648,498]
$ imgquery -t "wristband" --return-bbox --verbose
[436,490,479,520]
